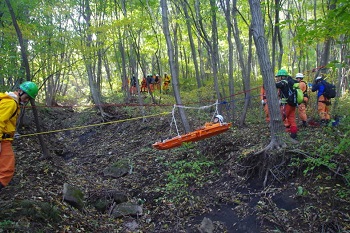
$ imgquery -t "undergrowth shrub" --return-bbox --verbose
[301,93,350,198]
[163,154,215,202]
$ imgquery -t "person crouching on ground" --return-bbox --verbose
[0,81,39,191]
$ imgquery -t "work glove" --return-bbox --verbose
[261,100,265,106]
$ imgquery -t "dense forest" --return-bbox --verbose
[1,0,350,232]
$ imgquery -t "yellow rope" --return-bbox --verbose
[19,111,172,138]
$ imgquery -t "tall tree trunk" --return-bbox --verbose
[272,0,283,70]
[249,0,286,149]
[230,0,251,126]
[5,0,50,159]
[198,39,206,86]
[220,0,235,122]
[161,0,190,133]
[182,1,201,89]
[194,0,220,104]
[82,0,107,118]
[209,0,221,107]
[239,31,253,127]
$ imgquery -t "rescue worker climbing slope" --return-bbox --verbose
[275,69,298,139]
[0,81,38,191]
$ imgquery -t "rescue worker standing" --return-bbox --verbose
[312,76,331,125]
[275,69,298,139]
[163,73,171,94]
[295,73,308,127]
[0,81,38,191]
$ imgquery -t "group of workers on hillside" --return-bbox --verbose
[0,70,336,192]
[130,73,171,95]
[261,69,333,139]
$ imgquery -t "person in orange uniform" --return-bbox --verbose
[0,81,39,191]
[275,74,289,127]
[312,76,331,125]
[154,74,161,91]
[275,69,298,139]
[260,85,270,123]
[162,73,171,94]
[129,74,137,95]
[141,76,148,93]
[295,73,308,127]
[146,74,154,93]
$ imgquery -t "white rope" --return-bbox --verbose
[169,105,180,137]
[169,100,220,137]
[211,99,219,122]
[175,101,218,110]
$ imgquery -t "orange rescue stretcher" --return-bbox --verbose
[152,122,232,150]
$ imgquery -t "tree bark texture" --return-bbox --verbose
[161,0,190,133]
[249,0,286,149]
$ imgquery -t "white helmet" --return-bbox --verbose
[315,76,323,81]
[295,73,304,78]
[214,114,224,123]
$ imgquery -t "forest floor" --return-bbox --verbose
[0,105,349,233]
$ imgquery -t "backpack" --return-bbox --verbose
[286,82,304,106]
[323,81,336,99]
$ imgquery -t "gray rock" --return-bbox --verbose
[110,202,142,218]
[62,183,84,210]
[199,217,214,233]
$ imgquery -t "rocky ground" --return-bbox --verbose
[0,106,349,233]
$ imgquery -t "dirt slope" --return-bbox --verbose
[0,107,349,232]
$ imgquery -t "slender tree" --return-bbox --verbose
[5,0,50,159]
[161,0,190,133]
[249,0,286,149]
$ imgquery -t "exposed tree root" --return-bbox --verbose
[238,145,293,188]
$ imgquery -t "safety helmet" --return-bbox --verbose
[19,81,39,99]
[214,114,224,123]
[315,76,323,81]
[295,73,304,79]
[276,69,289,77]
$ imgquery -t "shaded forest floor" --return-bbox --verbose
[1,106,350,232]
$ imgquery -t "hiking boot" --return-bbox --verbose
[290,133,297,139]
[320,119,327,126]
[320,119,330,126]
[302,121,307,127]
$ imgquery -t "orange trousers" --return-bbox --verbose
[263,104,270,122]
[318,95,331,120]
[280,104,298,134]
[298,103,307,122]
[0,140,15,187]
